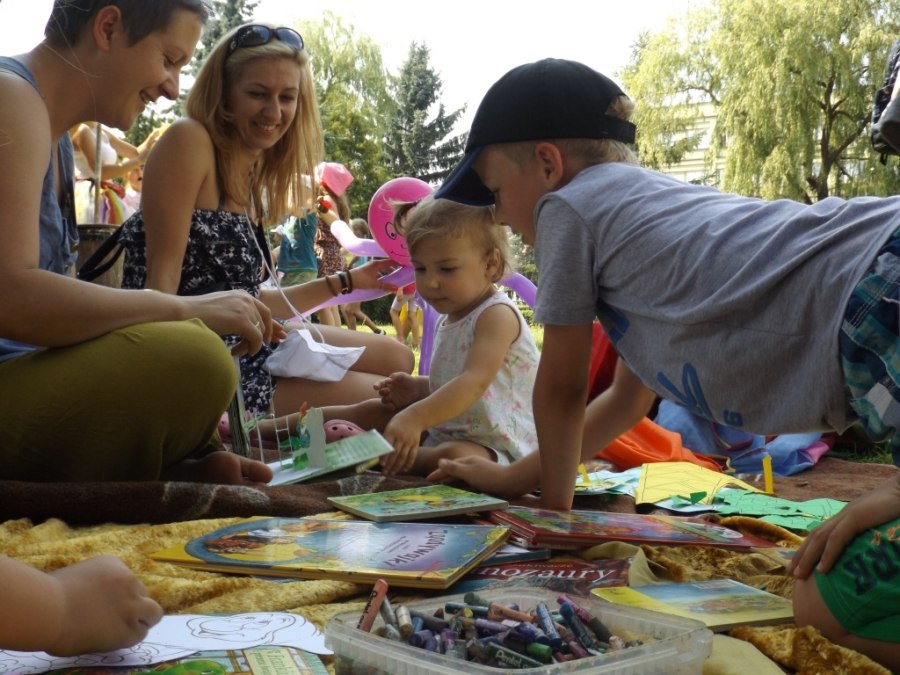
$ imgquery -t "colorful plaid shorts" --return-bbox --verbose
[839,228,900,462]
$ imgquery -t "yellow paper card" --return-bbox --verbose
[636,461,761,505]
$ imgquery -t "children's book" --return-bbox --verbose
[477,542,553,566]
[592,579,794,632]
[452,556,632,597]
[266,429,392,486]
[488,506,776,550]
[44,646,327,674]
[326,483,509,522]
[152,516,509,590]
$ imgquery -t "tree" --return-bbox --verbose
[621,0,900,201]
[298,12,394,219]
[385,43,466,185]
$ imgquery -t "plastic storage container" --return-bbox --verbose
[325,586,713,674]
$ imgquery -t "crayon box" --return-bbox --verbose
[324,586,712,674]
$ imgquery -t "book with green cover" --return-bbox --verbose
[266,429,392,486]
[593,579,793,631]
[326,483,508,522]
[152,516,509,590]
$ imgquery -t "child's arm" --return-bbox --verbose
[374,372,431,410]
[380,304,519,474]
[0,555,163,656]
[427,356,654,498]
[533,323,593,510]
[788,473,900,579]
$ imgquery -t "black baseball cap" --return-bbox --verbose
[435,58,636,206]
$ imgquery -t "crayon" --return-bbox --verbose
[534,601,564,650]
[558,593,613,643]
[395,604,414,638]
[445,601,489,618]
[463,591,492,606]
[487,601,534,623]
[762,454,774,494]
[410,609,450,632]
[525,640,553,663]
[473,617,510,635]
[408,628,434,648]
[559,602,603,654]
[378,594,397,627]
[356,578,388,632]
[486,641,544,669]
[374,623,402,641]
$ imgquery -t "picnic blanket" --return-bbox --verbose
[1,456,897,673]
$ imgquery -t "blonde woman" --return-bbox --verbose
[121,24,412,418]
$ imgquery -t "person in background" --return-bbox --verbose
[121,163,144,219]
[435,57,900,670]
[322,197,539,476]
[313,161,353,327]
[0,0,274,656]
[340,217,385,334]
[276,199,318,287]
[119,23,413,419]
[69,121,160,224]
[389,286,420,348]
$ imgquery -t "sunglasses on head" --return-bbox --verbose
[227,25,304,59]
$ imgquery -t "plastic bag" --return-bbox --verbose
[265,328,364,382]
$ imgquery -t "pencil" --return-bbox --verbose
[356,456,381,473]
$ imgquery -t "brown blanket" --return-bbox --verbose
[0,456,891,525]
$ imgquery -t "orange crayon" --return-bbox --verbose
[357,578,389,632]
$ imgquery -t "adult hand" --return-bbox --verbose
[350,259,401,292]
[47,556,162,656]
[180,290,278,356]
[788,474,900,579]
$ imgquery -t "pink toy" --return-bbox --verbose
[366,176,433,267]
[316,162,354,197]
[324,419,365,443]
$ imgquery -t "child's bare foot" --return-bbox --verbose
[162,451,273,485]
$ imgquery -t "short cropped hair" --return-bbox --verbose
[404,197,513,283]
[45,0,212,48]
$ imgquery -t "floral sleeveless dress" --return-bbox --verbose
[314,214,344,276]
[120,206,275,415]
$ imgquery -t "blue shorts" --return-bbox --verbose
[814,517,900,642]
[839,228,900,461]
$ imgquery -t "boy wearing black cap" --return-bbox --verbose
[434,58,900,670]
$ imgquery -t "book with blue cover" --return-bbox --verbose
[152,516,509,590]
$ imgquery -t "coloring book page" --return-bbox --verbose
[0,611,330,674]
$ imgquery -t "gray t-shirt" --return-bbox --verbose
[533,162,900,435]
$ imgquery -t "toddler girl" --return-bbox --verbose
[323,196,539,476]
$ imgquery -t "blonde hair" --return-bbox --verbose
[503,95,639,167]
[185,23,323,224]
[403,197,512,282]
